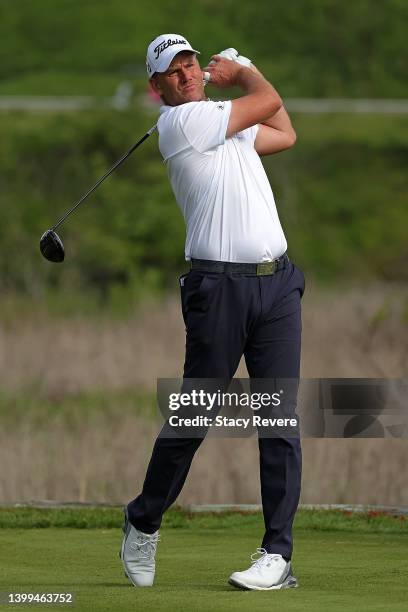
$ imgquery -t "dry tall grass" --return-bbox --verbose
[0,415,406,506]
[2,283,407,395]
[1,283,407,505]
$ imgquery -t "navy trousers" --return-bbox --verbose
[128,258,305,559]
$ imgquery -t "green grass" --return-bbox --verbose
[0,386,157,423]
[0,509,407,611]
[0,72,134,97]
[1,110,407,298]
[0,506,407,533]
[0,0,406,98]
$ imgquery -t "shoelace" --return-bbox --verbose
[250,548,282,570]
[130,533,161,560]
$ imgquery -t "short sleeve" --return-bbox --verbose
[178,100,232,154]
[239,124,259,144]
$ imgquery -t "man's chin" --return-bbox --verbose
[179,89,206,104]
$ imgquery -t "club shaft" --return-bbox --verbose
[51,125,157,231]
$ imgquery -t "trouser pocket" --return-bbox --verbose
[294,265,305,298]
[180,272,222,325]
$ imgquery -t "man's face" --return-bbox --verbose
[150,52,206,106]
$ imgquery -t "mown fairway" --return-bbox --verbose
[0,508,407,611]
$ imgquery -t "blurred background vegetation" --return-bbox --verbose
[0,0,407,307]
[0,0,407,505]
[1,0,407,97]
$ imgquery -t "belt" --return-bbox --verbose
[190,253,289,276]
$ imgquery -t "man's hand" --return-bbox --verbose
[203,55,245,88]
[204,56,282,137]
[216,48,252,66]
[204,54,295,153]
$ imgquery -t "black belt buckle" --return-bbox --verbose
[256,261,276,276]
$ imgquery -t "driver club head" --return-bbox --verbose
[39,229,65,262]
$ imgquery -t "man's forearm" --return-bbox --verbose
[206,56,284,137]
[249,64,295,136]
[235,66,282,114]
[261,105,295,134]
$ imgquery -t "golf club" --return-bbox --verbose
[39,125,157,262]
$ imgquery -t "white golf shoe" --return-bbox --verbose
[228,548,298,590]
[120,508,160,587]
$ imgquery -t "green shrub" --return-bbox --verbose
[1,111,407,298]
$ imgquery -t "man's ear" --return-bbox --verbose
[150,77,162,95]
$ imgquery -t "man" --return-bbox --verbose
[120,33,305,591]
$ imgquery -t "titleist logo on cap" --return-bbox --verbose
[154,38,187,59]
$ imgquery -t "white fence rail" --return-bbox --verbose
[0,95,407,114]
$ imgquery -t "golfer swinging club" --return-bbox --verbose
[120,33,305,591]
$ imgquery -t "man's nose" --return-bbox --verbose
[180,68,191,82]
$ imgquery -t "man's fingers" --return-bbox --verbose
[203,54,244,87]
[203,56,221,71]
[204,55,232,71]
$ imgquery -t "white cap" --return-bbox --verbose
[146,34,200,78]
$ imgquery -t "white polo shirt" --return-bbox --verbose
[157,100,287,263]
